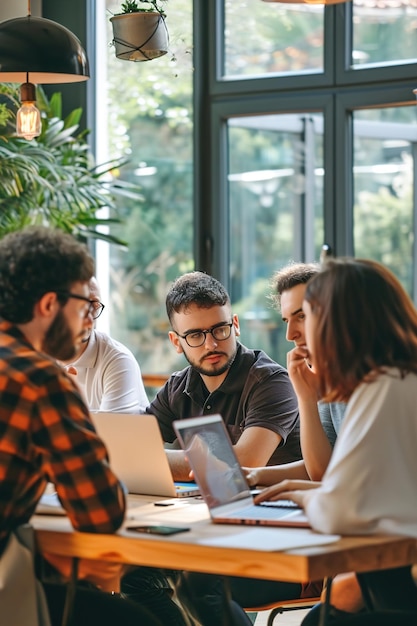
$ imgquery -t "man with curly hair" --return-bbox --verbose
[0,226,161,626]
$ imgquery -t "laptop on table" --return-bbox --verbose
[35,413,199,515]
[90,412,200,498]
[173,414,309,527]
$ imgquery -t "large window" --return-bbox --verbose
[95,0,193,376]
[228,112,324,365]
[224,2,324,78]
[352,2,417,66]
[353,106,417,296]
[92,0,417,374]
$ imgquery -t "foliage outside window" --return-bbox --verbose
[353,106,417,297]
[352,0,417,67]
[103,0,193,374]
[98,0,417,378]
[224,1,324,77]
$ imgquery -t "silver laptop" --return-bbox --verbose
[174,414,309,527]
[91,412,200,498]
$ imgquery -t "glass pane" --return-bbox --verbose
[353,106,417,296]
[352,0,417,67]
[98,0,193,378]
[224,1,324,78]
[228,113,324,366]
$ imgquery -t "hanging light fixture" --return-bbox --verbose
[0,1,89,139]
[16,75,41,140]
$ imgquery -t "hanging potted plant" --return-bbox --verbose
[110,0,169,62]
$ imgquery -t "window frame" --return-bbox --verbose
[194,1,417,291]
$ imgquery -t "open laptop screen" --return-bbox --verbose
[90,412,198,497]
[174,414,252,508]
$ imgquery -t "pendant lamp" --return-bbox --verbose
[0,1,89,139]
[16,77,42,140]
[0,13,89,83]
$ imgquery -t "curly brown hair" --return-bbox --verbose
[0,226,94,323]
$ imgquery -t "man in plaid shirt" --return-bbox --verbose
[0,226,161,626]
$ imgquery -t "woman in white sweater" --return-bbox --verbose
[255,257,417,624]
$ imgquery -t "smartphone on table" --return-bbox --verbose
[126,525,190,535]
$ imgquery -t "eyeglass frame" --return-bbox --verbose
[173,321,234,348]
[55,291,105,320]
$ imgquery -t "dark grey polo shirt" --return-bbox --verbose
[147,343,301,465]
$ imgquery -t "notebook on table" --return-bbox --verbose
[173,414,310,528]
[90,412,200,498]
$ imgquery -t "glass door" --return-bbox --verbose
[227,111,324,365]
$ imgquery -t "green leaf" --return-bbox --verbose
[63,107,83,130]
[49,92,62,119]
[0,84,143,246]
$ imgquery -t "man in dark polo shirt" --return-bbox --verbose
[146,271,301,480]
[121,271,301,626]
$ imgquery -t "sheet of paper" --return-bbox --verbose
[127,500,210,524]
[35,492,66,516]
[197,527,340,551]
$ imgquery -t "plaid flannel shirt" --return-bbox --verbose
[0,320,125,555]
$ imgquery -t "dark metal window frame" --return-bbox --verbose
[193,0,417,289]
[45,1,417,294]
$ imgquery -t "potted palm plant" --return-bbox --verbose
[0,84,143,245]
[110,0,169,62]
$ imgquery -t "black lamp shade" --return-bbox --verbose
[0,16,89,84]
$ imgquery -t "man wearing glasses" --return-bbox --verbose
[0,226,162,626]
[146,271,301,481]
[64,276,148,413]
[123,271,301,624]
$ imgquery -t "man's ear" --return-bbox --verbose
[233,313,240,337]
[37,292,59,318]
[168,330,184,354]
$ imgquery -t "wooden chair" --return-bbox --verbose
[142,373,169,389]
[245,596,320,626]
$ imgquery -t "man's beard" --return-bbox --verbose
[184,349,237,378]
[43,309,80,361]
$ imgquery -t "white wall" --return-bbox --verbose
[0,0,41,19]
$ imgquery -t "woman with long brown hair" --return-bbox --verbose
[255,258,417,624]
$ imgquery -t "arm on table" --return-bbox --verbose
[233,426,282,467]
[244,459,309,487]
[166,449,193,481]
[167,427,283,481]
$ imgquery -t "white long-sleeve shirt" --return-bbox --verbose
[304,368,417,538]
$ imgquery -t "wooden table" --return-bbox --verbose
[33,495,417,625]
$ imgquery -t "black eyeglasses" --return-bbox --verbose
[174,322,234,348]
[89,300,105,319]
[56,291,105,320]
